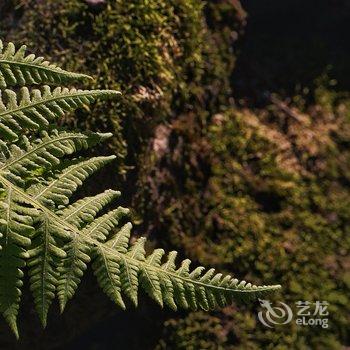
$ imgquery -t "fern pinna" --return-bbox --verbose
[0,40,281,337]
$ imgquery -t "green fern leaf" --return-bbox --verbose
[139,248,165,306]
[58,189,121,228]
[27,214,71,327]
[92,227,281,312]
[92,223,133,309]
[0,40,281,337]
[93,242,126,310]
[0,86,120,141]
[56,234,93,313]
[29,156,116,207]
[0,187,38,337]
[0,130,112,187]
[0,40,92,88]
[57,207,129,311]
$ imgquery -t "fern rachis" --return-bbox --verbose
[0,39,281,338]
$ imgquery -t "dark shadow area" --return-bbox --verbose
[233,0,350,104]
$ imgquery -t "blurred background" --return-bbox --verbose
[0,0,349,348]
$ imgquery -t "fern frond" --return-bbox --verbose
[27,214,71,327]
[29,156,116,207]
[0,40,92,88]
[0,40,281,337]
[92,224,281,311]
[82,207,130,241]
[0,130,112,187]
[0,187,38,337]
[57,207,129,311]
[0,163,280,332]
[57,234,93,313]
[0,87,120,141]
[58,189,121,228]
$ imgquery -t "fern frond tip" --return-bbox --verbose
[0,40,95,87]
[98,132,114,141]
[8,317,19,340]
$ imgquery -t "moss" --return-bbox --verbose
[153,88,350,349]
[7,0,244,177]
